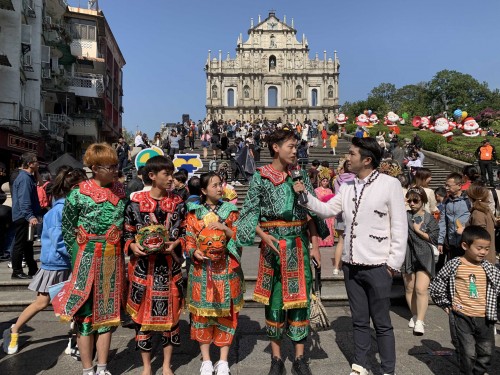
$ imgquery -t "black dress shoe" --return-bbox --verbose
[11,273,32,279]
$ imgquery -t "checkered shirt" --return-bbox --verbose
[429,257,500,321]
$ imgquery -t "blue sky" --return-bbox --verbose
[68,0,500,136]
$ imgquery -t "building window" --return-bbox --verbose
[328,85,334,98]
[212,85,218,98]
[269,55,276,71]
[244,85,250,99]
[228,88,235,107]
[296,85,302,99]
[268,86,278,107]
[312,89,318,107]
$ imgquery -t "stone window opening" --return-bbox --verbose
[269,55,276,71]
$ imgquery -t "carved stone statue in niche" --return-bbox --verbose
[243,52,250,68]
[270,35,276,48]
[212,85,218,98]
[244,86,250,99]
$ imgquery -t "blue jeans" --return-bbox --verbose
[449,311,494,375]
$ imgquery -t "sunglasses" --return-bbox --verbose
[408,198,421,204]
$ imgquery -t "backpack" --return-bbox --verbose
[37,181,51,209]
[297,146,308,159]
[480,145,493,160]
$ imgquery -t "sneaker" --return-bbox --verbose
[3,325,19,354]
[413,320,425,335]
[349,364,369,375]
[268,356,285,375]
[97,371,112,375]
[408,315,417,328]
[291,356,312,375]
[214,360,230,375]
[332,268,339,276]
[200,360,214,375]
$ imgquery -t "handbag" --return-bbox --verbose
[309,264,330,331]
[430,243,440,263]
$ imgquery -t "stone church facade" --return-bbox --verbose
[205,11,340,123]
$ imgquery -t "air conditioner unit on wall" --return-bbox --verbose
[44,16,51,24]
[42,69,51,79]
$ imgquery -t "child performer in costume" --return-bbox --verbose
[235,128,328,375]
[3,166,87,355]
[56,143,126,375]
[123,156,186,375]
[186,171,243,375]
[314,171,335,247]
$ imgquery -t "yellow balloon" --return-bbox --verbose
[461,111,468,120]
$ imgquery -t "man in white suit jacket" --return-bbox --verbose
[294,137,407,375]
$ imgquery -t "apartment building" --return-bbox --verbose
[0,0,125,173]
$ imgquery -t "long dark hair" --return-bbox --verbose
[51,166,87,199]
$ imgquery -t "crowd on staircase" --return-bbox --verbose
[1,121,500,375]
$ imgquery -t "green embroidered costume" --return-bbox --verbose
[235,164,327,341]
[55,180,126,334]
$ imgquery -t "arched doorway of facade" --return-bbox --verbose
[227,88,235,107]
[311,89,318,107]
[268,86,278,107]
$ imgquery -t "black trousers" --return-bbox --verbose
[189,137,195,149]
[449,311,494,375]
[343,264,396,374]
[478,160,495,186]
[12,218,37,275]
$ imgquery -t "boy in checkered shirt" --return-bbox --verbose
[430,225,500,375]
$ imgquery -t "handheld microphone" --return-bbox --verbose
[291,169,308,205]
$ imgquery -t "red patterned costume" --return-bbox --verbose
[123,191,186,351]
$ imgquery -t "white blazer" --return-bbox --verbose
[305,171,408,270]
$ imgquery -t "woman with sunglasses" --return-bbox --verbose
[55,143,126,375]
[402,186,439,336]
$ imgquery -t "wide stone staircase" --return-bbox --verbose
[0,137,453,311]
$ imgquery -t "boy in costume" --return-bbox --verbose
[186,171,243,375]
[56,143,126,375]
[123,156,186,375]
[235,128,328,375]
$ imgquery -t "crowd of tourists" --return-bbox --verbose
[1,125,500,375]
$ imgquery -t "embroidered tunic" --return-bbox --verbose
[123,191,186,331]
[56,180,126,329]
[235,164,328,309]
[186,201,244,317]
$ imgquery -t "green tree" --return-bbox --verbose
[427,70,491,115]
[122,127,134,145]
[395,83,430,117]
[369,83,398,110]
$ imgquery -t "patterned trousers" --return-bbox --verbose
[134,323,180,351]
[191,310,239,347]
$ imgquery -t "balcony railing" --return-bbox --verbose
[43,113,72,136]
[67,73,104,98]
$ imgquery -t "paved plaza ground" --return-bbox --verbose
[1,305,500,374]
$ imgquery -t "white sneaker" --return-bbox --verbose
[200,360,214,375]
[350,364,369,375]
[408,315,417,328]
[214,360,230,375]
[333,268,339,276]
[413,320,425,335]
